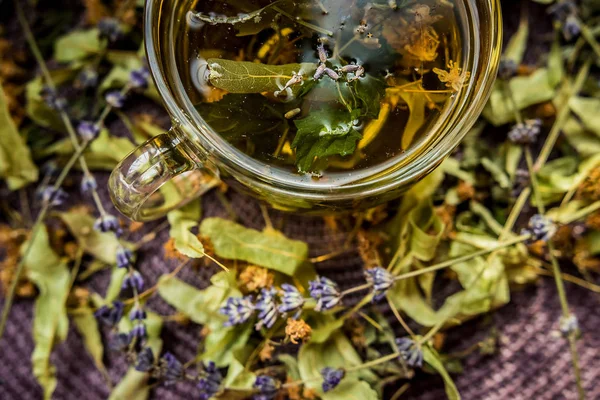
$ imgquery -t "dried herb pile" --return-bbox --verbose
[1,1,600,399]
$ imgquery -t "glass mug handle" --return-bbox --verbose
[109,127,218,221]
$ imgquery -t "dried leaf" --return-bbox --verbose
[72,306,109,380]
[422,345,461,400]
[200,218,308,276]
[167,200,205,258]
[206,59,316,93]
[24,226,70,400]
[569,96,600,137]
[54,29,104,62]
[57,211,124,264]
[298,332,379,399]
[0,84,38,190]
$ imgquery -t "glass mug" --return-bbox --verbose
[109,0,502,221]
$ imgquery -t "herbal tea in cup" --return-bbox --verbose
[108,0,501,220]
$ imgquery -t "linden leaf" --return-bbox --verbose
[298,332,379,399]
[200,218,308,276]
[292,109,362,172]
[0,84,39,190]
[422,346,461,400]
[57,210,125,265]
[167,200,205,258]
[206,59,316,94]
[569,96,600,136]
[24,226,70,400]
[72,307,110,381]
[195,94,288,141]
[54,28,104,62]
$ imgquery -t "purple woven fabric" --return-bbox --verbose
[1,1,599,399]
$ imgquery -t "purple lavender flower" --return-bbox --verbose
[77,68,99,88]
[309,276,342,312]
[108,332,131,352]
[278,283,305,319]
[497,59,517,80]
[129,306,147,321]
[80,174,98,194]
[563,14,581,41]
[252,375,279,400]
[94,301,124,326]
[365,267,395,301]
[255,288,279,330]
[130,322,147,341]
[122,270,145,292]
[396,337,423,368]
[130,66,150,89]
[38,186,68,207]
[94,214,122,236]
[559,314,580,338]
[105,90,126,108]
[42,87,67,111]
[77,121,100,142]
[116,245,135,269]
[98,18,124,42]
[508,119,542,145]
[521,214,556,243]
[321,367,345,392]
[135,347,155,372]
[220,296,254,327]
[160,352,183,384]
[198,361,223,400]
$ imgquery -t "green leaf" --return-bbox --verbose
[195,94,287,141]
[396,88,427,149]
[278,354,301,380]
[222,348,256,389]
[351,76,386,119]
[481,157,511,189]
[24,226,70,400]
[0,84,39,190]
[563,116,600,157]
[157,272,238,325]
[54,28,104,62]
[408,201,445,262]
[105,267,127,302]
[548,33,564,87]
[423,345,461,400]
[569,96,600,136]
[483,69,557,126]
[292,108,362,172]
[167,200,205,258]
[57,211,124,264]
[298,332,379,399]
[206,59,316,93]
[503,15,528,65]
[200,218,308,275]
[72,306,109,380]
[86,129,137,170]
[109,313,163,400]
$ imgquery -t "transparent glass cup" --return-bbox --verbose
[109,0,502,221]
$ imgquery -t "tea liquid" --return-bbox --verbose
[175,0,467,180]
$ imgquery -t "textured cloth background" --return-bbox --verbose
[1,1,600,399]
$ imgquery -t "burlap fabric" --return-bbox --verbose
[1,1,600,399]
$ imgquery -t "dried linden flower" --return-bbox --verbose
[285,318,312,344]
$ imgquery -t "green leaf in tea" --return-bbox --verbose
[292,109,362,172]
[195,94,288,141]
[200,218,308,275]
[206,59,316,94]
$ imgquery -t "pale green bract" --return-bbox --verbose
[200,218,308,275]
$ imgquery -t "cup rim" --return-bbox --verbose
[144,0,502,200]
